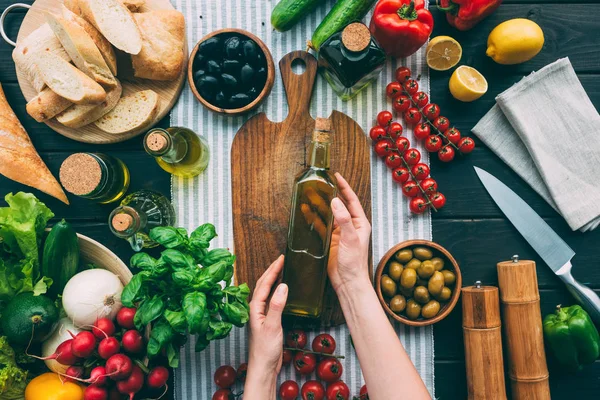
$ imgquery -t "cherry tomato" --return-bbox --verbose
[420,178,438,194]
[428,192,447,209]
[279,380,300,400]
[312,333,336,354]
[403,107,422,126]
[403,79,419,95]
[317,358,343,383]
[283,349,294,366]
[438,145,456,162]
[432,116,450,132]
[374,139,394,158]
[412,92,429,108]
[286,330,307,349]
[414,123,430,141]
[214,365,236,389]
[445,127,461,144]
[369,126,387,142]
[236,363,247,382]
[395,137,411,152]
[387,122,403,140]
[411,163,430,180]
[402,181,420,197]
[294,351,318,375]
[212,389,233,400]
[302,381,325,400]
[425,135,443,152]
[386,81,403,98]
[392,167,411,184]
[376,110,393,127]
[385,153,402,169]
[402,148,421,165]
[410,196,429,214]
[395,66,411,83]
[360,385,369,399]
[392,95,411,113]
[326,381,350,400]
[458,137,475,154]
[424,103,440,121]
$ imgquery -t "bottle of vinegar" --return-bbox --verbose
[282,118,338,318]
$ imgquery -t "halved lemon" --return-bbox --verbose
[426,36,462,71]
[449,66,488,102]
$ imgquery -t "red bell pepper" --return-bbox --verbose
[438,0,503,31]
[369,0,434,58]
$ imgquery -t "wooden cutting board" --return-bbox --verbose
[231,51,372,327]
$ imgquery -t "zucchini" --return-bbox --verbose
[271,0,322,32]
[42,219,80,298]
[1,293,59,345]
[309,0,378,51]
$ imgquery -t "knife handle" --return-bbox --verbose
[558,262,600,325]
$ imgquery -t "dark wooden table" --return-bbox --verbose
[1,0,599,398]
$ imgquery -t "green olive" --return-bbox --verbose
[421,300,441,319]
[405,258,421,270]
[405,299,422,320]
[399,286,414,297]
[389,295,406,313]
[381,275,397,298]
[413,247,433,261]
[435,287,452,302]
[413,286,430,304]
[431,257,445,271]
[388,261,404,282]
[442,270,456,286]
[417,260,435,279]
[428,271,445,296]
[400,268,417,289]
[395,249,413,263]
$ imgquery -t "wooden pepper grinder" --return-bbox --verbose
[497,256,551,399]
[462,281,507,400]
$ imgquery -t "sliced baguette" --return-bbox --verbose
[35,52,106,105]
[46,12,117,88]
[26,88,72,122]
[64,0,146,14]
[57,79,122,128]
[94,89,159,134]
[77,0,142,55]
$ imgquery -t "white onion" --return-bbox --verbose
[41,318,82,374]
[62,269,124,327]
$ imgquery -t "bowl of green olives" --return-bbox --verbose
[375,240,462,327]
[188,28,275,115]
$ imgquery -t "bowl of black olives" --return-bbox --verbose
[189,29,275,115]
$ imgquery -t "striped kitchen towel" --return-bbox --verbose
[170,0,434,398]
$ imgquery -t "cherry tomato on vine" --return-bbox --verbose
[326,381,350,400]
[424,103,440,121]
[317,358,343,383]
[236,363,248,382]
[403,148,421,165]
[458,137,475,154]
[410,196,430,214]
[414,123,430,141]
[392,167,411,184]
[282,349,294,366]
[420,178,438,194]
[312,333,336,354]
[280,381,300,400]
[428,192,447,209]
[433,116,450,132]
[395,137,411,152]
[360,385,369,399]
[425,135,443,152]
[374,139,394,158]
[214,366,236,389]
[393,95,411,113]
[403,79,419,95]
[404,107,422,126]
[402,181,420,197]
[387,122,403,140]
[212,389,233,400]
[302,381,325,400]
[294,352,317,375]
[445,127,461,144]
[386,81,403,98]
[385,153,403,169]
[377,111,393,127]
[411,163,430,180]
[438,145,456,162]
[369,126,387,142]
[412,92,429,108]
[395,66,411,83]
[286,330,307,349]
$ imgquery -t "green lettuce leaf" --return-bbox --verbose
[0,336,28,399]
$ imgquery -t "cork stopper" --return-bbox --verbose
[60,153,102,196]
[342,22,371,52]
[146,131,168,152]
[313,118,332,142]
[111,213,133,232]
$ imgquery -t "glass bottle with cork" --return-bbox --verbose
[59,153,130,204]
[317,22,387,101]
[143,127,210,178]
[282,118,338,318]
[109,190,176,251]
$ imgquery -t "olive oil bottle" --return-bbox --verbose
[282,118,338,318]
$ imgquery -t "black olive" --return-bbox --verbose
[197,75,219,101]
[193,69,206,82]
[198,36,222,57]
[255,67,267,88]
[240,64,255,87]
[246,87,258,100]
[221,74,238,91]
[242,40,260,64]
[206,60,221,74]
[224,36,242,59]
[215,91,227,107]
[223,59,242,76]
[229,93,251,108]
[194,53,206,69]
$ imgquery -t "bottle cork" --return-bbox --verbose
[59,153,102,196]
[313,118,332,142]
[111,213,133,232]
[146,131,169,153]
[342,22,371,52]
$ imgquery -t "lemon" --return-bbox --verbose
[426,36,462,71]
[487,18,544,65]
[449,66,488,102]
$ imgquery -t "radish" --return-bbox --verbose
[116,365,145,400]
[122,330,144,354]
[71,331,97,358]
[98,337,121,360]
[42,318,82,373]
[32,339,81,365]
[64,365,84,382]
[116,307,136,329]
[106,354,133,381]
[93,318,116,339]
[147,366,169,389]
[84,385,108,400]
[89,366,109,386]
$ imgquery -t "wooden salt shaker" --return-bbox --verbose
[497,256,551,399]
[462,281,507,400]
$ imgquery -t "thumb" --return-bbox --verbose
[331,198,358,243]
[265,284,288,330]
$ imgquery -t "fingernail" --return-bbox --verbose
[276,284,288,295]
[331,197,341,210]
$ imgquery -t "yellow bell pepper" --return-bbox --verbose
[25,373,84,400]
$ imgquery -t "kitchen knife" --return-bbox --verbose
[474,166,600,325]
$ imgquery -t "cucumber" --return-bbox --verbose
[310,0,378,51]
[1,292,59,345]
[271,0,322,32]
[42,219,80,298]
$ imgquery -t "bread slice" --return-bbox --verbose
[26,88,72,122]
[0,84,68,204]
[46,12,117,88]
[12,23,70,93]
[94,90,159,134]
[77,0,142,55]
[64,0,146,14]
[35,52,107,105]
[57,79,122,128]
[132,10,186,81]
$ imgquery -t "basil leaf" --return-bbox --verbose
[223,265,234,283]
[131,253,169,277]
[160,249,195,270]
[166,342,180,368]
[202,249,235,267]
[206,260,228,283]
[134,296,164,330]
[207,320,232,341]
[222,302,249,327]
[223,283,250,303]
[183,292,207,334]
[164,309,187,334]
[191,224,217,243]
[147,318,174,357]
[150,226,188,248]
[121,273,146,307]
[195,334,209,352]
[172,270,196,288]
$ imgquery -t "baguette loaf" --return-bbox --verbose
[0,84,68,204]
[46,12,117,88]
[132,10,186,81]
[94,89,159,134]
[26,88,72,122]
[57,79,122,128]
[64,0,146,13]
[35,52,107,105]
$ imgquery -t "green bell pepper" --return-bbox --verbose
[543,304,600,370]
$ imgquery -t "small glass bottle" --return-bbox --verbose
[317,22,387,101]
[282,118,338,318]
[59,153,130,204]
[143,127,210,178]
[109,190,176,251]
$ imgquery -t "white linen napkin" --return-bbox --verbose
[473,58,600,232]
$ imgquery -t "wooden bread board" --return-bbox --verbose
[14,0,187,144]
[231,51,372,327]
